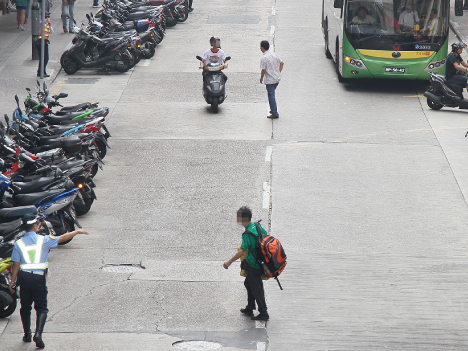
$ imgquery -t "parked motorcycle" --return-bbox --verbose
[61,27,132,75]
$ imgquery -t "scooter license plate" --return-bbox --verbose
[385,67,405,73]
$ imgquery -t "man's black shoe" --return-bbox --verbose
[251,312,269,321]
[240,308,254,317]
[188,7,193,12]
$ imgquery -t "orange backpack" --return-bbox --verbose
[244,222,287,290]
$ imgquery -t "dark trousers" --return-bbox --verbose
[18,271,48,315]
[35,40,49,75]
[243,262,267,313]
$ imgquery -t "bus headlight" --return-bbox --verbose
[425,59,446,71]
[343,55,367,70]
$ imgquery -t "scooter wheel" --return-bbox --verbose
[211,99,219,113]
[427,99,443,110]
[62,57,80,75]
[0,292,17,318]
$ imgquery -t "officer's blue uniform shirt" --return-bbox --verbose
[11,232,59,270]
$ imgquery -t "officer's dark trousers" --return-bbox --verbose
[35,40,49,75]
[18,271,48,315]
[243,262,267,313]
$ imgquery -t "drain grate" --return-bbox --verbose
[101,264,145,273]
[173,341,223,350]
[67,78,100,84]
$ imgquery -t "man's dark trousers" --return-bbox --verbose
[18,271,49,316]
[35,40,49,75]
[243,263,267,313]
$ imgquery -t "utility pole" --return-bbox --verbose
[39,0,45,78]
[31,0,39,59]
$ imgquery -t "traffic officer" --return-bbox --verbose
[8,214,89,348]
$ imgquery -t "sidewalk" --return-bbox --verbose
[0,0,101,115]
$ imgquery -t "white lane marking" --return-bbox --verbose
[255,321,266,328]
[270,25,275,35]
[143,59,151,66]
[257,341,266,351]
[263,182,270,209]
[271,7,276,16]
[265,146,273,162]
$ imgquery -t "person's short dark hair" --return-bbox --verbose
[210,36,219,45]
[22,213,37,231]
[237,206,252,221]
[431,9,438,15]
[260,40,270,51]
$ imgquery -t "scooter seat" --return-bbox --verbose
[46,111,88,123]
[0,205,37,219]
[12,177,56,194]
[56,160,86,171]
[14,189,65,206]
[58,102,92,114]
[0,219,22,236]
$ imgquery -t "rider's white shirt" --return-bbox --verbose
[399,11,419,28]
[202,48,226,65]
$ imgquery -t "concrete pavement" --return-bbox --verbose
[2,0,468,350]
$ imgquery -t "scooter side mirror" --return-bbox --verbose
[15,95,19,104]
[4,115,10,127]
[225,56,231,61]
[26,88,31,92]
[86,13,91,22]
[57,92,68,99]
[196,55,203,61]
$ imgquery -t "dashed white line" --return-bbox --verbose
[255,320,266,329]
[263,182,270,209]
[265,146,273,162]
[271,6,276,15]
[143,59,151,66]
[257,341,267,351]
[270,25,275,35]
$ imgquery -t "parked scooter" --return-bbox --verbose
[196,55,231,113]
[61,27,132,75]
[424,72,468,110]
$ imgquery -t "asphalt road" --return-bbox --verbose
[2,0,468,350]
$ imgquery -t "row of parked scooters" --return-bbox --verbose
[0,81,110,317]
[60,0,191,74]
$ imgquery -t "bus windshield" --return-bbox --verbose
[345,0,449,49]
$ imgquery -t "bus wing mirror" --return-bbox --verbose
[455,0,463,16]
[333,0,343,9]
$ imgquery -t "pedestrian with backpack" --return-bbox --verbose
[223,206,269,321]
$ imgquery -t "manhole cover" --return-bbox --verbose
[101,264,144,273]
[173,341,223,350]
[67,78,100,84]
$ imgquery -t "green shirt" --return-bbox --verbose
[241,222,267,269]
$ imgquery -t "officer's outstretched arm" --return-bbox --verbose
[58,229,89,244]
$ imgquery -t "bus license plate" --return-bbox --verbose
[385,67,405,73]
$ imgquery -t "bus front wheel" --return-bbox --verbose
[324,21,332,59]
[335,46,344,83]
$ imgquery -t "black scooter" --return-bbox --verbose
[196,55,231,113]
[424,72,468,110]
[60,28,131,75]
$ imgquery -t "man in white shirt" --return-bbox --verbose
[399,4,419,32]
[423,9,439,36]
[260,40,284,119]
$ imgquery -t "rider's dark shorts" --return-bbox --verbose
[447,74,468,86]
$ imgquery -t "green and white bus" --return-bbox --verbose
[322,0,460,81]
